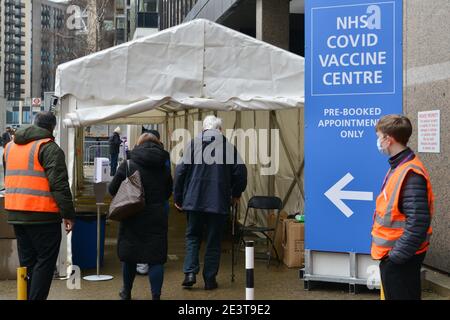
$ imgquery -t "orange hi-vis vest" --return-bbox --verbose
[371,155,434,260]
[4,138,59,213]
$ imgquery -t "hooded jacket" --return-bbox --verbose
[174,129,247,215]
[108,140,173,264]
[4,125,75,224]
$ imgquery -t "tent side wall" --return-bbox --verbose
[164,108,305,223]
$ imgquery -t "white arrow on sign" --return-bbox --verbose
[324,173,373,218]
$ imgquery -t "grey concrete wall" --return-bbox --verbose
[403,0,450,273]
[256,0,289,50]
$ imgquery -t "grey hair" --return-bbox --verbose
[203,115,222,131]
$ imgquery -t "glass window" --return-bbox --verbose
[139,0,157,12]
[116,17,125,29]
[6,108,19,125]
[22,106,31,124]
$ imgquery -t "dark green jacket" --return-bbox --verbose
[4,125,75,224]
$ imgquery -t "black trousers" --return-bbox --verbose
[14,223,62,300]
[380,252,426,300]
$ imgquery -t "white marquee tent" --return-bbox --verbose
[54,19,305,276]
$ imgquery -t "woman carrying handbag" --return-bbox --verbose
[109,132,173,300]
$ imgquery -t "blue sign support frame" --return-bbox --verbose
[305,0,403,254]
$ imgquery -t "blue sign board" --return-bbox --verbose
[305,0,403,253]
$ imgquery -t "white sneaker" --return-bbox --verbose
[136,264,149,275]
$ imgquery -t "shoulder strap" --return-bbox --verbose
[126,159,130,178]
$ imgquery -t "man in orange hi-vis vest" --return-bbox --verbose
[372,115,433,300]
[3,112,75,300]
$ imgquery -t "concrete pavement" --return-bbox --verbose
[0,206,446,300]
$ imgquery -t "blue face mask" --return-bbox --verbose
[377,137,389,155]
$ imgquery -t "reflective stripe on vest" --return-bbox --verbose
[371,157,433,260]
[5,140,47,177]
[373,233,431,248]
[4,141,13,162]
[5,188,54,198]
[4,139,59,213]
[374,163,426,229]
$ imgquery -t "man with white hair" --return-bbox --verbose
[174,115,247,290]
[109,126,122,176]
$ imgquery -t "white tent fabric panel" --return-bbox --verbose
[56,22,204,104]
[203,21,303,100]
[55,19,304,128]
[234,111,269,225]
[274,109,305,215]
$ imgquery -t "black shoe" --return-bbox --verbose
[152,294,161,300]
[119,287,131,300]
[182,273,196,287]
[204,280,218,290]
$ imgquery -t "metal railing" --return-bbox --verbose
[83,141,110,165]
[83,141,125,166]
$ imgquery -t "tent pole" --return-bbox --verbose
[235,111,241,128]
[268,111,276,197]
[76,127,84,192]
[172,112,177,150]
[184,110,189,146]
[165,113,169,149]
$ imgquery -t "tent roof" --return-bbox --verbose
[55,19,304,127]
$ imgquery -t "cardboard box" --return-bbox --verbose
[0,239,20,280]
[267,211,288,260]
[0,196,15,239]
[282,220,305,268]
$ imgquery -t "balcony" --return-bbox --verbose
[15,1,25,9]
[14,9,25,18]
[4,28,15,35]
[12,78,24,85]
[13,30,25,37]
[8,67,25,75]
[137,12,159,29]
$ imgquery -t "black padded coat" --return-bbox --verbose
[386,148,432,265]
[108,140,173,264]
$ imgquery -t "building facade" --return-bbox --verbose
[33,0,67,103]
[115,0,164,43]
[0,0,69,127]
[0,0,29,103]
[114,0,128,44]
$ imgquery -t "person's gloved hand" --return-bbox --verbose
[63,219,75,233]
